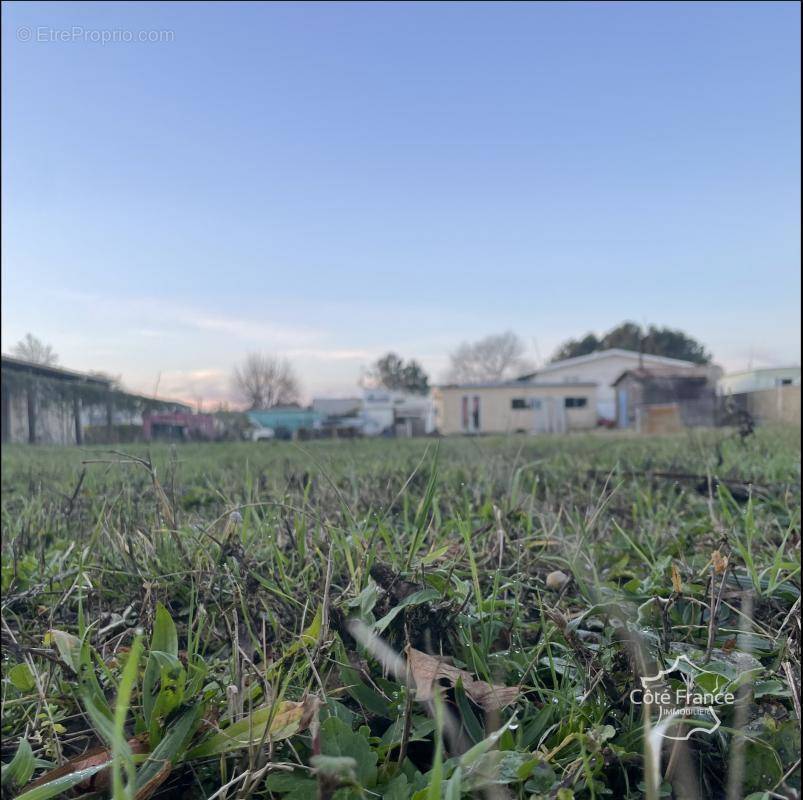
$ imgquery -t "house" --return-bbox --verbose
[718,366,801,395]
[432,381,597,435]
[718,367,801,426]
[247,407,324,440]
[519,349,709,422]
[611,367,721,431]
[361,389,435,437]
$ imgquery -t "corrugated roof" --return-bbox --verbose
[1,354,112,386]
[436,380,597,390]
[611,367,712,387]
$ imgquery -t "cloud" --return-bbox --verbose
[147,368,232,406]
[58,289,323,347]
[286,347,377,361]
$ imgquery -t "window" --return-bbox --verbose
[511,398,529,409]
[564,397,588,408]
[780,378,793,386]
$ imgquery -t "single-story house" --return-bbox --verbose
[718,366,801,395]
[432,381,597,435]
[612,367,721,430]
[247,407,324,440]
[717,367,801,426]
[519,349,713,422]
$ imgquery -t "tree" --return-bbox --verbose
[232,354,300,409]
[364,353,430,394]
[551,332,601,362]
[447,332,534,383]
[551,322,711,364]
[12,334,59,365]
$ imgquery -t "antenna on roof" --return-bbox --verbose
[532,337,543,368]
[639,317,647,370]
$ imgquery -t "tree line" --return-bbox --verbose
[230,321,711,408]
[10,323,713,412]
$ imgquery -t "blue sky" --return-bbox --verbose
[2,1,800,404]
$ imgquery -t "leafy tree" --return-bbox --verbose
[231,353,300,409]
[551,333,601,362]
[640,326,712,364]
[365,353,430,395]
[552,322,711,364]
[447,331,534,383]
[11,334,59,366]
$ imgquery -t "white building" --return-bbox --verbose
[718,366,801,395]
[521,349,716,422]
[362,389,435,437]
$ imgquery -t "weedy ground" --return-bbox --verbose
[1,428,800,800]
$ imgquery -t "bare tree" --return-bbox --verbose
[232,353,300,409]
[12,333,59,365]
[447,331,534,383]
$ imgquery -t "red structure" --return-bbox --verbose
[142,411,217,441]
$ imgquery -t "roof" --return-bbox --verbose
[135,395,193,412]
[1,355,193,409]
[520,348,697,378]
[720,366,801,379]
[436,380,597,390]
[1,354,112,386]
[248,408,323,428]
[611,367,712,387]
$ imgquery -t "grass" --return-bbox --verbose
[1,427,800,800]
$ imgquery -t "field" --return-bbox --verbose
[1,428,800,800]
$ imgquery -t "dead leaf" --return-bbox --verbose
[671,563,683,593]
[404,646,519,711]
[186,696,320,757]
[134,762,172,800]
[25,735,149,793]
[711,550,729,574]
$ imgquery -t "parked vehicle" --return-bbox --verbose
[251,426,276,442]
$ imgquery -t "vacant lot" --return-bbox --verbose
[1,429,800,799]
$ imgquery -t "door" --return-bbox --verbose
[618,389,629,428]
[552,400,567,434]
[532,398,547,432]
[532,398,566,433]
[462,395,481,433]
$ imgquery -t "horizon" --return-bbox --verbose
[2,1,800,405]
[1,338,797,411]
